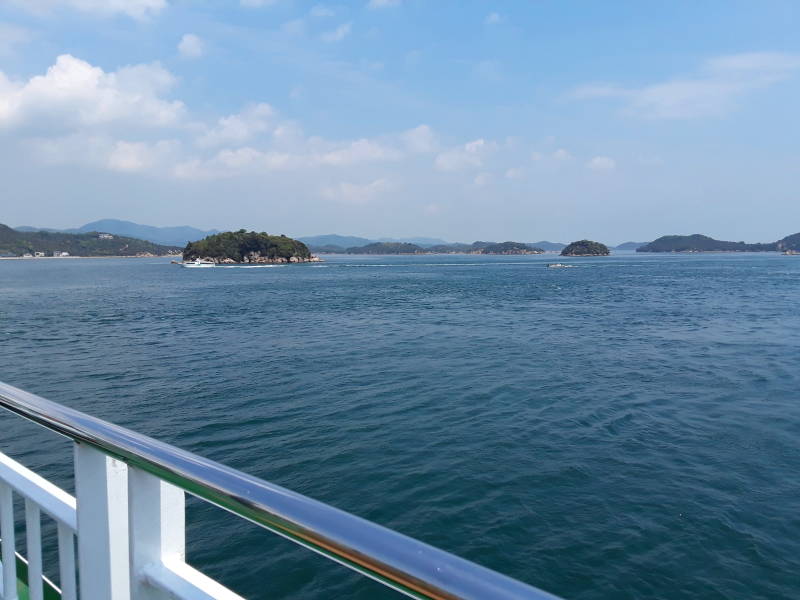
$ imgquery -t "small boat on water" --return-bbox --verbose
[181,259,216,268]
[548,263,575,268]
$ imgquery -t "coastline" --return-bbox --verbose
[0,255,177,260]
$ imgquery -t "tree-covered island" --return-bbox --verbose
[561,240,610,256]
[183,230,320,263]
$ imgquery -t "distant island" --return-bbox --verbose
[561,240,610,256]
[637,233,800,253]
[15,219,219,247]
[478,241,544,255]
[0,223,180,257]
[615,241,647,251]
[183,230,320,263]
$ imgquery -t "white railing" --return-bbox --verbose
[0,381,560,600]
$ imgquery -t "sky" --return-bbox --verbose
[0,1,799,244]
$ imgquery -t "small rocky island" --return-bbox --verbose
[561,240,610,256]
[183,230,321,263]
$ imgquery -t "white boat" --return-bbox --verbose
[548,263,575,268]
[181,259,216,268]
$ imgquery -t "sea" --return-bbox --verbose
[1,252,799,600]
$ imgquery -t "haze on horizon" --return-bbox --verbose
[1,1,799,245]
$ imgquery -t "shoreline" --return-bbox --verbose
[0,255,178,260]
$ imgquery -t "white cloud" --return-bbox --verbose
[530,151,543,161]
[552,148,571,160]
[423,203,441,215]
[9,0,166,19]
[401,124,437,153]
[505,167,525,179]
[310,4,334,17]
[435,138,495,171]
[473,60,502,81]
[473,172,491,186]
[321,22,351,42]
[586,156,616,171]
[574,52,800,119]
[485,12,503,25]
[367,0,401,8]
[178,34,204,59]
[107,139,178,172]
[0,24,33,56]
[281,19,306,36]
[317,138,401,165]
[197,103,274,147]
[240,0,279,6]
[321,179,390,205]
[0,54,184,131]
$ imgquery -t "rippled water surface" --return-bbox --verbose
[1,253,799,599]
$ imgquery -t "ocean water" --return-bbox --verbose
[1,253,799,599]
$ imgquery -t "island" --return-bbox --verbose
[477,241,544,255]
[561,240,610,256]
[636,234,777,253]
[183,230,320,263]
[345,242,424,254]
[0,223,181,257]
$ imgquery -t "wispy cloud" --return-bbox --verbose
[321,178,390,205]
[367,0,401,8]
[485,12,503,25]
[435,139,496,171]
[321,22,351,43]
[586,156,616,171]
[573,52,800,119]
[8,0,167,19]
[310,4,334,17]
[0,23,33,56]
[177,34,204,59]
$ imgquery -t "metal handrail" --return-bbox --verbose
[0,381,559,600]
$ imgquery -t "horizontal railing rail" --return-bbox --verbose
[0,381,559,600]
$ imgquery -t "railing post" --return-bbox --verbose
[74,442,130,600]
[128,467,185,600]
[0,481,17,600]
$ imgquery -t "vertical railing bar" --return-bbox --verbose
[24,500,43,600]
[0,482,17,600]
[57,524,76,600]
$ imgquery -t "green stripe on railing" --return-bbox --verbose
[3,552,62,600]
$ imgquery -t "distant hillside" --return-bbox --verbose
[479,241,544,255]
[530,241,566,251]
[346,242,424,254]
[638,235,777,253]
[615,241,647,250]
[0,224,180,256]
[298,234,373,250]
[16,219,219,247]
[777,233,800,252]
[376,237,448,248]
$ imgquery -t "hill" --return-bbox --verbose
[561,240,610,256]
[637,235,777,253]
[183,230,314,263]
[615,241,647,250]
[16,219,219,247]
[298,234,373,250]
[346,242,424,254]
[530,241,566,251]
[0,224,180,256]
[776,233,800,252]
[376,237,449,247]
[479,241,544,255]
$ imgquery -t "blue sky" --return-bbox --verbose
[1,0,799,244]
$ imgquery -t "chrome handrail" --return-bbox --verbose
[0,381,560,600]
